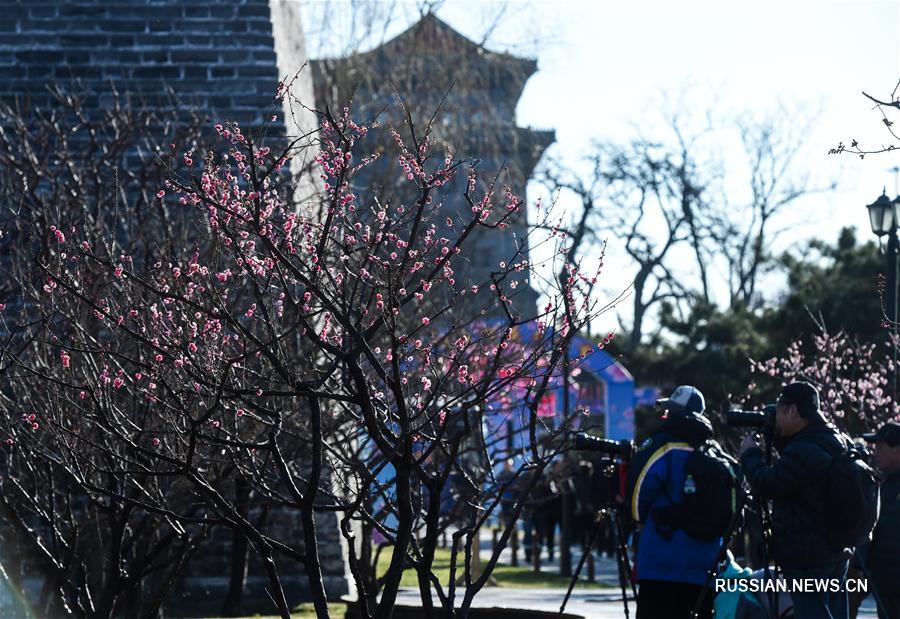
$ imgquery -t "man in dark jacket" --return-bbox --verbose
[739,381,849,619]
[862,422,900,619]
[627,385,720,619]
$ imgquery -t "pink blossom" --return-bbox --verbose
[422,317,430,326]
[152,437,161,446]
[157,190,165,199]
[114,265,124,278]
[60,350,70,368]
[113,377,124,389]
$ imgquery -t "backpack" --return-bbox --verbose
[654,439,746,541]
[812,433,880,551]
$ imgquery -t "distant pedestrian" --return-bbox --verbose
[859,422,900,619]
[497,458,517,526]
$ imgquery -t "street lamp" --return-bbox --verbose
[866,190,900,396]
[866,191,897,237]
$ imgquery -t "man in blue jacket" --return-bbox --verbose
[627,385,720,619]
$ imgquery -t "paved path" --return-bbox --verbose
[396,585,879,618]
[394,586,635,618]
[410,533,882,618]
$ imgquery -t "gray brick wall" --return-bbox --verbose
[0,0,317,133]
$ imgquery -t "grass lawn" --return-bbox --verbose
[375,544,612,590]
[222,602,346,618]
[229,543,611,617]
[295,603,347,618]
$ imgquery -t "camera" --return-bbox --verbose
[571,432,634,459]
[723,404,776,430]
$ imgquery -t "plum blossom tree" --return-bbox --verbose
[0,90,215,619]
[0,85,607,618]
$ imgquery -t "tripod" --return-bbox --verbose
[559,463,636,617]
[757,432,779,619]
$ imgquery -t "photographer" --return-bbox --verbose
[626,385,722,619]
[859,422,900,618]
[738,381,850,619]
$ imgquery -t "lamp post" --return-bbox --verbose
[866,190,900,396]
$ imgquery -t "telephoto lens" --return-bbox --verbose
[723,410,767,428]
[722,404,776,428]
[571,432,634,458]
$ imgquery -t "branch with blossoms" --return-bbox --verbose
[746,329,899,435]
[1,86,610,619]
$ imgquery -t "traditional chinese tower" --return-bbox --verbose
[312,14,553,317]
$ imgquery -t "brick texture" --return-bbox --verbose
[0,0,317,134]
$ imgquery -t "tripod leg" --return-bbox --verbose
[559,514,603,615]
[612,510,638,602]
[610,511,633,619]
[756,496,777,619]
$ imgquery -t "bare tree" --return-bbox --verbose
[540,137,705,352]
[713,110,832,309]
[539,104,829,349]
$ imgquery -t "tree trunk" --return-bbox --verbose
[222,477,251,616]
